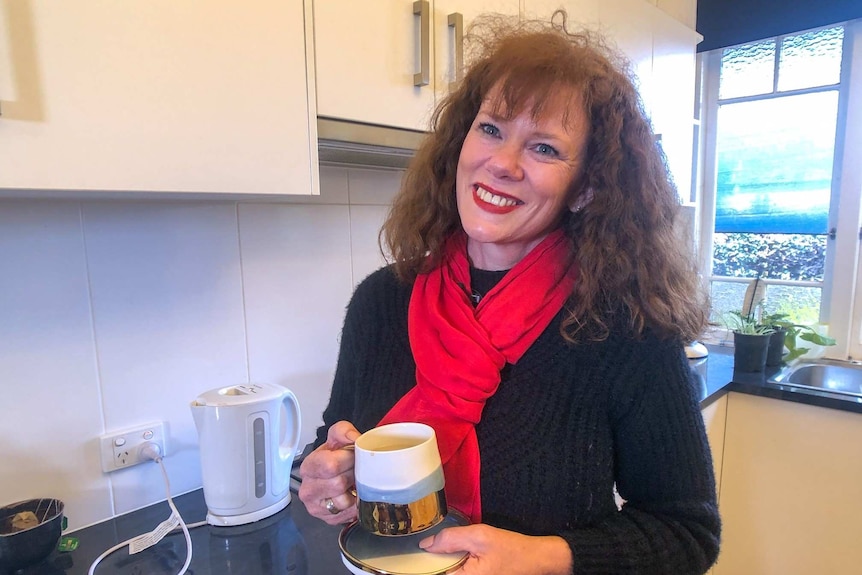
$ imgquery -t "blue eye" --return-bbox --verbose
[535,143,559,157]
[479,123,500,137]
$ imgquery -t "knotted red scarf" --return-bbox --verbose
[378,229,577,523]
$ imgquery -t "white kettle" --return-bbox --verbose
[191,382,301,526]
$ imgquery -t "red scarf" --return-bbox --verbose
[378,230,577,523]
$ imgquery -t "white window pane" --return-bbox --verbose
[778,26,844,92]
[762,284,822,325]
[709,280,821,326]
[709,280,749,323]
[719,40,775,100]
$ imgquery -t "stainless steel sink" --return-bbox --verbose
[769,359,862,398]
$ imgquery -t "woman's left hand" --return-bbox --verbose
[419,524,573,575]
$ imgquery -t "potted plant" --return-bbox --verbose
[759,312,790,367]
[725,311,775,372]
[760,312,837,365]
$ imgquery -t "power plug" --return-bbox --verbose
[99,422,167,472]
[139,442,162,462]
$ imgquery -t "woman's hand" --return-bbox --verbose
[419,524,573,575]
[298,421,361,525]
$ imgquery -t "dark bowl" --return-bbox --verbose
[0,499,64,573]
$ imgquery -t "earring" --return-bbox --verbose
[569,188,595,213]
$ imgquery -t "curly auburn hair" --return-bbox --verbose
[380,10,708,343]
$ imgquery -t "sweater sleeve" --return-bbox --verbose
[563,336,721,574]
[314,266,416,447]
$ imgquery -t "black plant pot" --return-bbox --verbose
[766,327,788,367]
[733,332,771,373]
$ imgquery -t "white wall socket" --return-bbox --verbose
[99,422,167,473]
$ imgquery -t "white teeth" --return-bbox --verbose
[475,186,518,207]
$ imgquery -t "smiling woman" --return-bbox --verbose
[299,10,719,575]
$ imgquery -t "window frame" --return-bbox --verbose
[696,20,862,359]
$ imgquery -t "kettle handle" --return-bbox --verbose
[279,389,302,462]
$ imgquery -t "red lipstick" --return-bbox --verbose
[472,184,521,214]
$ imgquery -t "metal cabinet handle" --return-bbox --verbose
[413,1,430,87]
[448,12,464,89]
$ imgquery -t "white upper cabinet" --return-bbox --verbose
[595,0,656,115]
[651,8,701,201]
[0,0,318,196]
[313,0,519,132]
[656,0,697,29]
[522,0,599,25]
[433,0,521,101]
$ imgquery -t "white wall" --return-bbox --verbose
[0,166,400,531]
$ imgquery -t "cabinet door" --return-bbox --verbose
[651,8,700,202]
[701,394,727,496]
[0,0,317,196]
[314,0,437,131]
[596,0,655,115]
[656,0,697,29]
[433,0,520,101]
[314,0,520,131]
[522,0,655,114]
[716,393,862,574]
[522,0,598,24]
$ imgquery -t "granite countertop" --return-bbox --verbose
[14,488,346,575]
[14,346,861,575]
[695,344,862,414]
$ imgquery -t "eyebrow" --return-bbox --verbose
[478,110,568,140]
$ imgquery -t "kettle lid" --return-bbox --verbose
[193,382,286,407]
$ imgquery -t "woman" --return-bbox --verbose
[299,12,719,575]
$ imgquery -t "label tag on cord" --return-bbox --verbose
[128,512,180,555]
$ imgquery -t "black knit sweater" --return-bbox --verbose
[317,266,720,574]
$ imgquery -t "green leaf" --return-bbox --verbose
[784,347,810,362]
[798,331,837,346]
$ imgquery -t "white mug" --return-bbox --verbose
[354,422,447,535]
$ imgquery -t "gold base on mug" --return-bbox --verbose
[357,488,448,536]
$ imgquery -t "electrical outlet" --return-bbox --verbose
[99,422,167,473]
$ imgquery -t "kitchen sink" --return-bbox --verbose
[769,359,862,398]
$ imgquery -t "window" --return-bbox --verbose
[697,20,862,359]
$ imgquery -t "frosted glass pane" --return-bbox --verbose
[778,26,844,91]
[720,40,775,99]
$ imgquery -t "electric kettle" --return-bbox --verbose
[191,382,301,526]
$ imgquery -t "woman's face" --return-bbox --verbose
[455,87,589,270]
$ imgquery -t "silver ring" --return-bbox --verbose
[324,497,340,515]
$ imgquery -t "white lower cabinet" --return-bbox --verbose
[701,394,728,496]
[713,393,862,574]
[701,394,727,575]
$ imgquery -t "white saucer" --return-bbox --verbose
[339,509,469,575]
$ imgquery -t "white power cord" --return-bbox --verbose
[88,443,206,575]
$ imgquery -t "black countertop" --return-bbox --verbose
[12,488,346,575]
[695,345,862,414]
[12,346,861,575]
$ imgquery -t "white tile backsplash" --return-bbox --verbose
[0,201,112,529]
[349,205,391,285]
[83,201,251,516]
[0,166,400,530]
[346,168,402,205]
[239,202,354,449]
